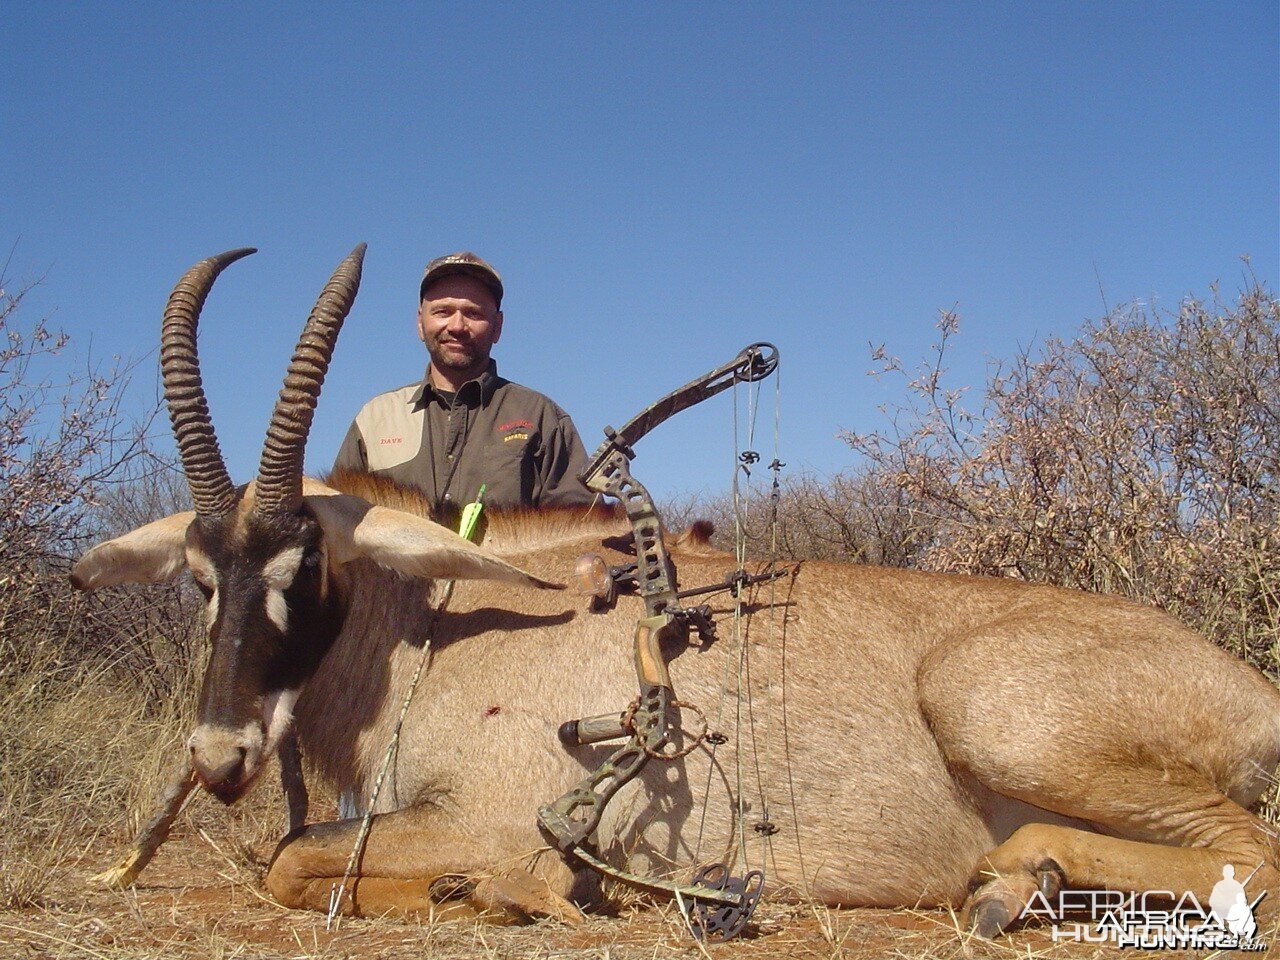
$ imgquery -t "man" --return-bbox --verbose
[333,252,593,513]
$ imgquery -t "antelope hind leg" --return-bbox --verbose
[266,807,584,925]
[963,811,1278,938]
[959,760,1280,937]
[919,614,1280,937]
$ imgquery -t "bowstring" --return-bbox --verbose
[737,354,782,880]
[776,560,812,901]
[735,353,796,888]
[730,348,778,877]
[690,348,793,893]
[731,368,753,871]
[767,366,812,899]
[749,363,814,899]
[692,366,757,868]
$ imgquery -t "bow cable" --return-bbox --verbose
[691,345,786,880]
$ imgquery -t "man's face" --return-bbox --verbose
[417,275,503,377]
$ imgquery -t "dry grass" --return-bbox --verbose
[4,279,1280,956]
[5,838,1226,960]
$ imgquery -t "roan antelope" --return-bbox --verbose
[73,246,1280,937]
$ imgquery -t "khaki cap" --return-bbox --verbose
[419,252,504,307]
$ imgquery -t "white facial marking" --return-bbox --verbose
[265,587,288,632]
[262,546,304,589]
[206,588,220,630]
[187,546,215,587]
[261,688,299,757]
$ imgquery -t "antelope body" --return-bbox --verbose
[73,247,1280,936]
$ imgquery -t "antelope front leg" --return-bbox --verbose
[96,734,308,889]
[266,807,584,925]
[278,731,308,832]
[92,757,196,888]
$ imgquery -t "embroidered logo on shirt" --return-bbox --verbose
[379,436,404,445]
[503,432,529,442]
[498,419,535,432]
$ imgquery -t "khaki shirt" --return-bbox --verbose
[332,362,593,511]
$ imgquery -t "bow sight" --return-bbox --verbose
[537,343,778,941]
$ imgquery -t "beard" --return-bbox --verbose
[427,336,489,373]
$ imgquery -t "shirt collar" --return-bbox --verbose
[410,360,502,408]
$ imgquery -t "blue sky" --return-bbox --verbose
[4,2,1277,500]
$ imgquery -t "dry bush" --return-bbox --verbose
[0,267,221,907]
[0,267,183,673]
[673,284,1280,682]
[668,469,939,567]
[837,282,1280,675]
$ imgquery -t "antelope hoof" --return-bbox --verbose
[92,853,144,889]
[428,874,476,902]
[476,872,586,927]
[1036,858,1064,899]
[964,879,1027,939]
[967,896,1013,939]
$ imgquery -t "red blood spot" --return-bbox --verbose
[484,705,501,717]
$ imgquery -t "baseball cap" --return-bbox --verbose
[419,252,504,307]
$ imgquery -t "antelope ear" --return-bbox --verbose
[304,493,562,590]
[70,511,197,591]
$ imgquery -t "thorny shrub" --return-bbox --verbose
[0,269,207,907]
[711,285,1280,676]
[0,271,202,678]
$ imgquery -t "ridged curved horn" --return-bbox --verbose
[254,243,366,516]
[161,248,258,519]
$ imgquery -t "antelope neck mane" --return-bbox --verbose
[324,469,630,553]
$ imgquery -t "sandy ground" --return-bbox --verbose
[0,825,1235,960]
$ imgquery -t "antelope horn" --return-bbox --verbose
[161,248,257,519]
[254,243,366,516]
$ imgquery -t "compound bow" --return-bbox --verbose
[537,342,780,940]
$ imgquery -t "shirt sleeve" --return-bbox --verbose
[331,419,368,474]
[535,412,594,508]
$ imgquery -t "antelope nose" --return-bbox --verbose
[193,744,246,786]
[188,727,250,792]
